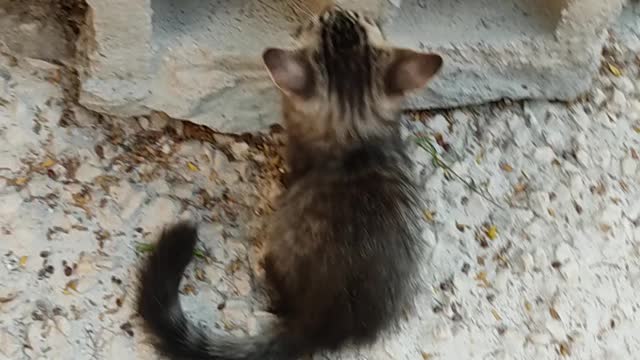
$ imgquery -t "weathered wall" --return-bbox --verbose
[75,0,626,132]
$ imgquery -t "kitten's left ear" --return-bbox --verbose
[385,49,443,95]
[262,48,313,98]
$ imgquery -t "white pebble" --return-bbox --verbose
[532,248,548,268]
[592,88,607,107]
[75,163,102,182]
[529,192,550,217]
[433,321,452,341]
[546,320,566,341]
[609,89,627,112]
[0,76,8,101]
[0,328,20,357]
[621,157,637,176]
[612,76,635,94]
[575,149,591,167]
[137,117,150,130]
[229,142,250,159]
[528,332,551,345]
[0,193,23,217]
[599,204,622,227]
[514,251,534,273]
[533,146,555,164]
[554,242,574,263]
[560,260,580,283]
[628,99,640,121]
[428,114,449,134]
[149,112,169,130]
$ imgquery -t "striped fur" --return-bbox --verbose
[137,6,443,360]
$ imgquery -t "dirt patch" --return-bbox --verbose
[0,0,87,63]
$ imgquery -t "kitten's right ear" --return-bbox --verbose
[262,48,313,98]
[385,49,443,96]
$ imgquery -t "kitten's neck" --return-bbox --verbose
[285,129,408,180]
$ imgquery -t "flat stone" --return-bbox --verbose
[75,163,102,183]
[0,193,22,217]
[621,157,637,176]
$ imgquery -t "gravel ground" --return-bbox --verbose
[1,9,640,360]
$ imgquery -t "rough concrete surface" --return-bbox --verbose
[76,0,625,132]
[1,3,640,359]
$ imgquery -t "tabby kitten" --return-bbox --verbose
[138,6,443,360]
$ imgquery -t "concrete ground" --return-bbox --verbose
[1,12,640,360]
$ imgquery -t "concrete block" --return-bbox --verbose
[77,0,626,133]
[384,0,626,110]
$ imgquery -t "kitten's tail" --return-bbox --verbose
[137,222,306,360]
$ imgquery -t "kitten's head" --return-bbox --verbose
[262,6,442,146]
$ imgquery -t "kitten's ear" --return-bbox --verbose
[262,48,313,97]
[385,49,442,95]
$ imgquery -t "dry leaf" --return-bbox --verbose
[40,158,56,168]
[524,301,532,312]
[633,126,640,134]
[607,63,622,77]
[491,309,502,321]
[599,223,612,233]
[549,307,561,320]
[474,271,491,287]
[19,256,28,267]
[500,163,513,172]
[187,162,199,172]
[63,279,79,294]
[72,191,91,206]
[559,342,571,356]
[424,210,435,222]
[485,225,498,240]
[0,292,19,303]
[421,352,433,360]
[13,177,29,186]
[631,148,638,160]
[514,183,528,194]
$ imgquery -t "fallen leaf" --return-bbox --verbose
[424,210,435,222]
[491,308,502,321]
[559,342,571,356]
[474,271,491,287]
[633,126,640,134]
[187,162,199,172]
[514,182,528,194]
[182,284,196,295]
[524,301,533,312]
[13,177,29,186]
[631,148,638,160]
[549,307,561,320]
[600,223,612,233]
[485,225,498,240]
[19,256,28,267]
[421,352,433,360]
[500,163,513,172]
[63,279,79,294]
[0,292,19,303]
[40,158,56,168]
[72,190,92,206]
[607,63,622,77]
[195,268,207,281]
